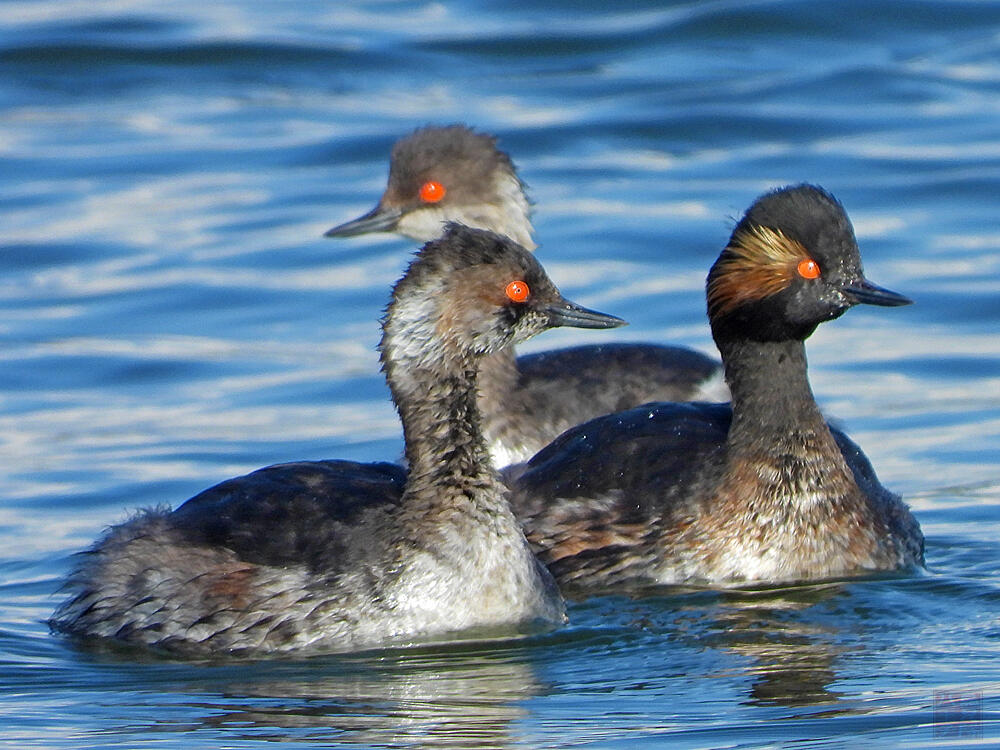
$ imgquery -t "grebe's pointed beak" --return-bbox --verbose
[842,278,913,307]
[324,204,403,238]
[545,299,627,330]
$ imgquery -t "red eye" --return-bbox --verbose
[419,180,446,203]
[505,280,530,303]
[797,258,820,279]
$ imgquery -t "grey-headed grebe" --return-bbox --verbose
[326,124,725,466]
[506,185,924,588]
[51,225,625,655]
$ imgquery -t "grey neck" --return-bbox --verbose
[385,345,503,517]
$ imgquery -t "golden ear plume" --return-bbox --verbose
[708,225,809,318]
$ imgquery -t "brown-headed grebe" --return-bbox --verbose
[51,225,625,655]
[325,124,725,466]
[506,185,924,588]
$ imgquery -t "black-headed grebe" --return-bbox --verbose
[326,124,725,466]
[51,225,626,655]
[507,185,924,588]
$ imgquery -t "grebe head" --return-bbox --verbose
[325,125,534,248]
[381,224,624,377]
[707,184,911,344]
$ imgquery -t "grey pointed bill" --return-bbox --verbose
[546,299,627,330]
[843,278,913,307]
[324,204,403,237]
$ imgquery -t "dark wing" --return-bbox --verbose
[489,343,723,463]
[516,343,721,412]
[512,401,731,510]
[170,460,406,573]
[507,402,731,584]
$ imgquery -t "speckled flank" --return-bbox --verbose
[653,431,910,583]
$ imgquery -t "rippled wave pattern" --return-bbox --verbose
[2,1,998,747]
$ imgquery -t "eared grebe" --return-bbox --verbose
[326,124,535,250]
[506,185,924,588]
[326,124,725,466]
[51,225,626,655]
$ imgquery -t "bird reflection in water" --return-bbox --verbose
[707,586,847,708]
[172,643,543,749]
[614,581,853,709]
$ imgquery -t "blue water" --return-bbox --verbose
[2,0,999,747]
